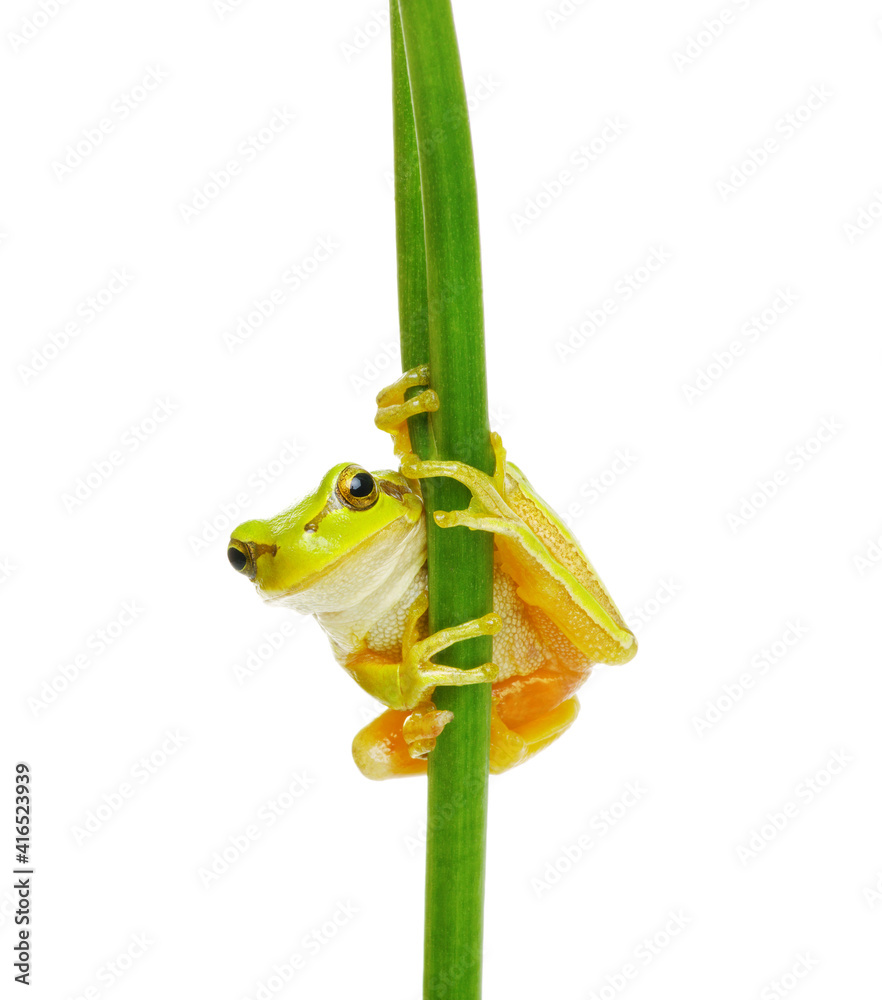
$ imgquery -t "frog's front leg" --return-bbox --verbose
[402,437,636,666]
[345,592,501,779]
[375,364,439,462]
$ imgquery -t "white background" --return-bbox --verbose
[3,0,881,997]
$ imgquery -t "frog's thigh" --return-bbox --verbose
[496,534,632,666]
[489,697,580,775]
[352,709,428,780]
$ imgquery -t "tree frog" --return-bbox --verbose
[227,366,636,779]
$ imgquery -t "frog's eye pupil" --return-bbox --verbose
[348,472,374,498]
[228,547,248,572]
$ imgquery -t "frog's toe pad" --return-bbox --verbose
[403,707,454,759]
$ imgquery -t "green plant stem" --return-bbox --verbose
[391,2,494,997]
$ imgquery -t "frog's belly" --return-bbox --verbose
[365,566,576,683]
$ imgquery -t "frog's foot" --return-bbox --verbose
[352,709,428,780]
[403,702,454,759]
[401,433,524,541]
[399,591,501,708]
[375,364,438,461]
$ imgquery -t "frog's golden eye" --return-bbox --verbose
[336,466,379,510]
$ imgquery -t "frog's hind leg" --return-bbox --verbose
[352,709,429,780]
[489,696,581,774]
[352,702,456,780]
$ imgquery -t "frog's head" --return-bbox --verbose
[227,463,424,613]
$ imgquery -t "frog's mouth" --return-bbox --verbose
[227,539,277,581]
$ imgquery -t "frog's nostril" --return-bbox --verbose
[227,545,249,573]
